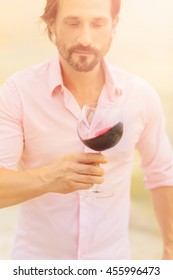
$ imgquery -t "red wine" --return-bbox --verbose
[81,122,123,151]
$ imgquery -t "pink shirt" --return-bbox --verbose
[0,54,173,259]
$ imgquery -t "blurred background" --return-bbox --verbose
[0,0,173,259]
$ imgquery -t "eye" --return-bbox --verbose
[66,21,80,27]
[92,20,107,28]
[69,23,79,27]
[92,22,104,28]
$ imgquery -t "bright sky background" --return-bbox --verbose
[0,0,173,95]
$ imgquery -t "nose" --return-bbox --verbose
[78,24,92,46]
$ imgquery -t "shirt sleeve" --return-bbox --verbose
[0,79,24,170]
[136,86,173,189]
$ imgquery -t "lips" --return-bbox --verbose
[74,50,93,54]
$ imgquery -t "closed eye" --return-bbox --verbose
[64,18,81,27]
[92,19,107,28]
[68,22,80,27]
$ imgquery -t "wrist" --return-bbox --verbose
[24,166,51,195]
[162,247,173,260]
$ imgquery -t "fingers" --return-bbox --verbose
[72,162,105,176]
[49,153,108,194]
[66,181,93,191]
[72,153,108,165]
[63,153,107,188]
[74,173,104,185]
[64,166,104,188]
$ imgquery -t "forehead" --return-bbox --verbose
[58,0,112,19]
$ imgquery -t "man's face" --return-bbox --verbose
[51,0,118,72]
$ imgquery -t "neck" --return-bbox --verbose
[59,56,105,107]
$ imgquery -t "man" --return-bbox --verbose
[0,0,173,259]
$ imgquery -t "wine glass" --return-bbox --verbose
[77,102,123,198]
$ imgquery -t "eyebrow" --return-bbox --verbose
[64,16,108,21]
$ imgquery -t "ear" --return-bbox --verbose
[48,21,57,44]
[111,16,119,37]
[49,21,56,35]
[113,15,119,29]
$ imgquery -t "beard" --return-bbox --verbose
[56,41,111,72]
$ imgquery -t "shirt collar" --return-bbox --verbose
[48,53,64,95]
[102,59,123,100]
[48,53,123,98]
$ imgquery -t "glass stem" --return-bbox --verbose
[92,184,100,193]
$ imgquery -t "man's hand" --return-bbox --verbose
[0,153,107,207]
[150,186,173,260]
[40,153,108,194]
[162,248,173,260]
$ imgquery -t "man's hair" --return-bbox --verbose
[40,0,121,41]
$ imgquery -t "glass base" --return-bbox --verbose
[80,185,114,198]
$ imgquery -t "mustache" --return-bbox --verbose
[69,44,98,54]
